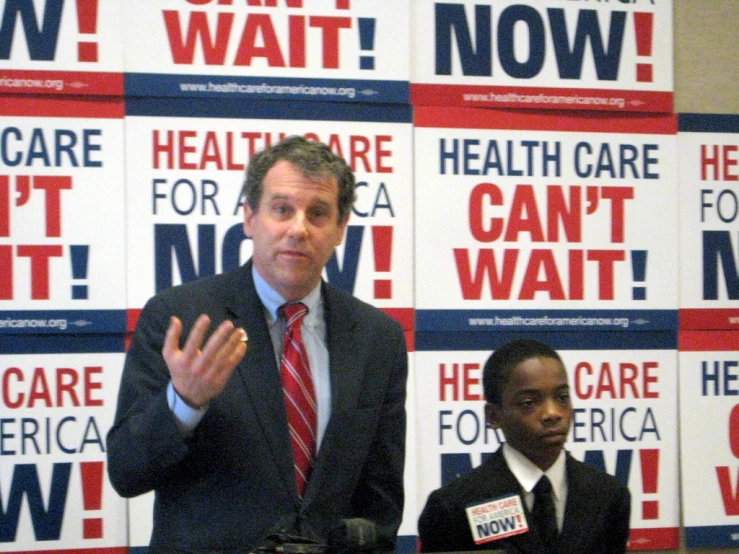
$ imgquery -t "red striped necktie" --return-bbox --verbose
[279,302,317,497]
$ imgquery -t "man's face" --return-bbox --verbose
[243,160,349,302]
[485,356,572,471]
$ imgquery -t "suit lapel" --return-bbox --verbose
[227,262,298,501]
[559,454,598,552]
[301,284,361,501]
[324,284,360,413]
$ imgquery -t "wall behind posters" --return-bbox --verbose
[672,1,739,552]
[0,1,738,553]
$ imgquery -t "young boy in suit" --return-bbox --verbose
[418,338,631,553]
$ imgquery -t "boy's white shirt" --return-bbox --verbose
[502,442,568,531]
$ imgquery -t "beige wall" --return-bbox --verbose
[631,2,737,552]
[674,0,739,114]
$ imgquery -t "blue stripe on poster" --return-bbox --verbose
[2,334,125,354]
[0,310,127,335]
[125,96,412,123]
[125,73,409,104]
[416,309,678,333]
[678,113,739,133]
[415,330,677,351]
[685,524,739,548]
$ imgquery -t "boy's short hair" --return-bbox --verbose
[483,339,564,404]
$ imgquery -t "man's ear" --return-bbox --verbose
[334,214,350,246]
[485,402,501,429]
[243,204,255,238]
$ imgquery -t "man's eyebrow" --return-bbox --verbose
[310,198,333,209]
[266,193,289,201]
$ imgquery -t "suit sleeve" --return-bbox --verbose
[418,490,449,552]
[350,318,408,551]
[106,294,192,497]
[607,484,631,554]
[418,489,474,552]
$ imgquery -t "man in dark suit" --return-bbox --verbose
[418,339,630,553]
[107,136,408,553]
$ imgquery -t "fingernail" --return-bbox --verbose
[240,329,248,342]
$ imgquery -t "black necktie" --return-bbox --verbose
[532,476,558,551]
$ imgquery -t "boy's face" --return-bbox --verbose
[485,356,572,471]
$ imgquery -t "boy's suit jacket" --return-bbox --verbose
[418,448,631,553]
[107,260,408,553]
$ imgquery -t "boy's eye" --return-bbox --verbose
[517,399,536,410]
[556,389,571,404]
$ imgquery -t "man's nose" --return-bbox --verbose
[288,212,308,235]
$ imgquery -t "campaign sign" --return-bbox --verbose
[0,349,128,553]
[122,0,410,104]
[678,114,739,330]
[126,492,154,554]
[414,334,679,550]
[414,106,678,333]
[124,98,413,331]
[679,331,739,548]
[0,0,123,95]
[0,97,127,335]
[411,0,673,113]
[466,494,527,545]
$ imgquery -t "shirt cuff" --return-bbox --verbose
[167,381,207,434]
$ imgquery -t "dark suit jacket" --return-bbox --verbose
[418,449,631,553]
[106,260,408,553]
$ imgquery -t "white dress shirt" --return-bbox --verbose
[502,442,568,531]
[253,268,331,451]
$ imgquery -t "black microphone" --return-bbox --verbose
[257,525,327,554]
[328,518,377,552]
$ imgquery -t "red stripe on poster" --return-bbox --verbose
[0,70,123,96]
[628,526,679,550]
[414,105,676,134]
[127,309,142,333]
[0,95,123,118]
[679,330,739,351]
[381,307,415,331]
[680,309,739,330]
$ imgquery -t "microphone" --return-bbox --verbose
[328,518,377,552]
[257,525,326,554]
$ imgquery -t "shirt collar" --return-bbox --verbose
[502,443,567,501]
[252,265,322,324]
